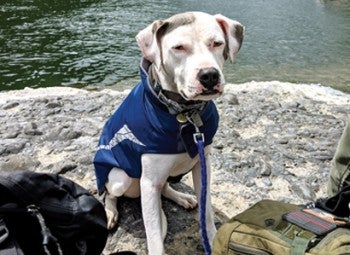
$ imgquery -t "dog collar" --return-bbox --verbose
[152,81,207,115]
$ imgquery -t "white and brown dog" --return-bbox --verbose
[94,12,243,254]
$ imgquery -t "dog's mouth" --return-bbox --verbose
[200,89,220,96]
[179,86,223,101]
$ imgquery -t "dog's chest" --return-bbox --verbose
[141,151,203,178]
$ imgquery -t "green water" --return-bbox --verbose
[1,0,349,92]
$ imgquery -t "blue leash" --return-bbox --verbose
[193,130,211,255]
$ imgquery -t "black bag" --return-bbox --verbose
[0,171,108,255]
[316,185,350,218]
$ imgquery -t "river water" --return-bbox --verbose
[1,0,350,92]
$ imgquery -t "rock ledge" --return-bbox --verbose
[1,81,349,254]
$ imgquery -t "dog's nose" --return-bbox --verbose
[198,67,220,89]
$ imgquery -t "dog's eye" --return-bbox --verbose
[213,41,224,48]
[173,45,186,51]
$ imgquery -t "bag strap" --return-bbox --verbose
[276,220,316,254]
[27,205,63,255]
[0,216,24,255]
[0,204,63,255]
[0,217,9,245]
[291,235,311,255]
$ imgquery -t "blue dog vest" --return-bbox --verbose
[93,59,219,194]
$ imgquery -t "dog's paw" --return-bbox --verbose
[104,194,119,230]
[106,207,119,230]
[175,193,198,209]
[162,184,198,209]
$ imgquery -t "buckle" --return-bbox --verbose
[193,132,205,144]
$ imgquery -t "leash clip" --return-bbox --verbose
[193,132,205,144]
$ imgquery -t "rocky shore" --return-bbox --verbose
[0,81,349,254]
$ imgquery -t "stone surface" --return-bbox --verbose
[0,81,349,254]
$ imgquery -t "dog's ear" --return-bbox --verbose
[215,14,244,62]
[136,20,168,68]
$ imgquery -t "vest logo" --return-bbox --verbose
[97,124,145,150]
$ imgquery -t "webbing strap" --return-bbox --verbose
[27,205,63,255]
[0,218,9,244]
[0,216,23,255]
[291,235,310,255]
[276,220,315,255]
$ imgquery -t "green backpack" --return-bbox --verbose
[212,200,350,255]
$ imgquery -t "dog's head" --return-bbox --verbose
[136,12,244,101]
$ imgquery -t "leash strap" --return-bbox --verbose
[194,133,211,255]
[190,116,211,255]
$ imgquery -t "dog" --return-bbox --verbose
[94,12,243,254]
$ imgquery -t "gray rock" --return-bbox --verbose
[261,177,272,187]
[1,139,27,155]
[3,102,19,110]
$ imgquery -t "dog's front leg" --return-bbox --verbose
[192,148,217,245]
[141,155,168,255]
[140,176,166,254]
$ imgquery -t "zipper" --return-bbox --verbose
[229,242,272,255]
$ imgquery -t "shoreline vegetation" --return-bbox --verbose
[0,81,350,254]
